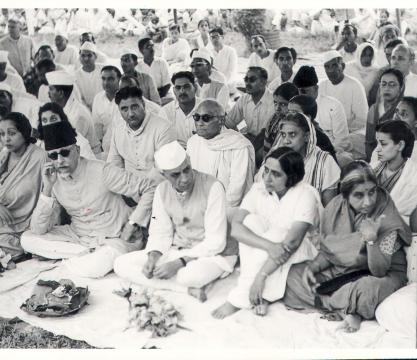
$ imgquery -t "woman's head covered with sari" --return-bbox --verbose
[339,160,377,201]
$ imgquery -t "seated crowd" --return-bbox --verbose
[0,15,416,336]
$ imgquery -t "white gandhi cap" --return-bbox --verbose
[0,51,8,63]
[191,49,212,64]
[46,71,75,86]
[322,50,343,64]
[79,41,97,53]
[0,83,12,93]
[154,141,187,171]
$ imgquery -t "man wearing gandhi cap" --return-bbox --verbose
[46,70,100,155]
[190,49,229,110]
[54,30,79,68]
[319,50,368,160]
[0,50,25,93]
[115,140,237,302]
[0,15,34,77]
[74,41,104,110]
[21,120,158,278]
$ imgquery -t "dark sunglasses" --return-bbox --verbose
[193,113,217,122]
[47,148,71,160]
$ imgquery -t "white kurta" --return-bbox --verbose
[211,45,238,84]
[248,50,281,83]
[136,57,171,89]
[55,44,79,68]
[11,92,40,128]
[198,81,229,110]
[74,64,104,110]
[0,72,25,93]
[404,73,417,98]
[226,181,320,309]
[267,72,296,94]
[161,38,191,73]
[163,98,201,148]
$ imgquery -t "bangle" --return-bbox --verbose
[178,257,187,267]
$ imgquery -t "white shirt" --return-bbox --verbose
[267,72,296,94]
[55,44,79,68]
[316,94,352,153]
[11,92,40,128]
[0,72,25,93]
[163,97,201,148]
[404,73,417,97]
[75,64,104,110]
[198,81,229,111]
[92,90,119,149]
[319,74,368,135]
[248,50,280,83]
[226,89,275,136]
[136,57,171,89]
[211,45,238,83]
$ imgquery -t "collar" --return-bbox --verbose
[124,108,150,137]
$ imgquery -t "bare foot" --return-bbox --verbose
[336,314,362,333]
[188,287,207,302]
[211,302,240,319]
[253,302,269,317]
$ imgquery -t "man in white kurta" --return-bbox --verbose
[74,41,104,110]
[163,71,201,148]
[108,85,175,176]
[114,141,237,302]
[187,99,255,209]
[319,50,368,159]
[0,50,25,93]
[247,36,280,84]
[46,70,100,155]
[21,122,157,278]
[54,31,79,69]
[0,17,34,77]
[390,44,417,98]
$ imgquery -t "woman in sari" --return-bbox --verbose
[365,68,404,161]
[212,147,322,319]
[345,42,379,103]
[284,161,411,333]
[0,112,46,261]
[37,102,96,160]
[194,19,211,50]
[161,24,191,73]
[260,112,340,206]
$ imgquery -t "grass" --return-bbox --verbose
[0,316,95,349]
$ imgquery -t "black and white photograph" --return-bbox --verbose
[0,3,416,358]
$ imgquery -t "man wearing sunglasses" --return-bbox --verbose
[115,140,237,302]
[21,120,158,279]
[226,66,275,166]
[187,99,255,210]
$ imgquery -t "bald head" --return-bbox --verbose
[194,99,224,140]
[196,99,225,117]
[391,44,415,76]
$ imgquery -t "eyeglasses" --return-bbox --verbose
[190,62,207,68]
[47,148,71,160]
[193,113,218,122]
[244,76,258,83]
[380,81,399,88]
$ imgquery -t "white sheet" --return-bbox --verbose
[0,260,414,349]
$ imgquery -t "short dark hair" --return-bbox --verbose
[342,24,357,36]
[274,47,297,63]
[209,27,224,36]
[340,160,377,199]
[289,95,318,120]
[121,53,138,62]
[169,24,181,32]
[376,120,415,158]
[247,66,268,81]
[197,19,209,28]
[279,112,310,133]
[115,86,143,105]
[36,45,54,57]
[51,85,73,100]
[37,102,76,140]
[36,59,56,72]
[101,65,122,78]
[1,112,36,145]
[265,146,305,188]
[251,34,266,44]
[381,9,390,18]
[138,37,152,51]
[171,71,195,85]
[379,67,404,88]
[400,96,417,120]
[385,38,403,51]
[273,82,299,100]
[80,32,95,43]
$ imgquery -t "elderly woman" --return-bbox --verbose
[365,68,404,161]
[213,146,322,319]
[345,42,380,102]
[0,112,46,261]
[161,24,191,73]
[284,161,411,333]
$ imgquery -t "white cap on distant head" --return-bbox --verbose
[154,141,187,171]
[8,14,21,24]
[120,48,138,58]
[322,50,343,64]
[55,30,69,40]
[46,71,74,86]
[191,49,212,64]
[0,50,8,63]
[79,41,97,53]
[0,83,12,93]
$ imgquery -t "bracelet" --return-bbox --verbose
[178,257,187,267]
